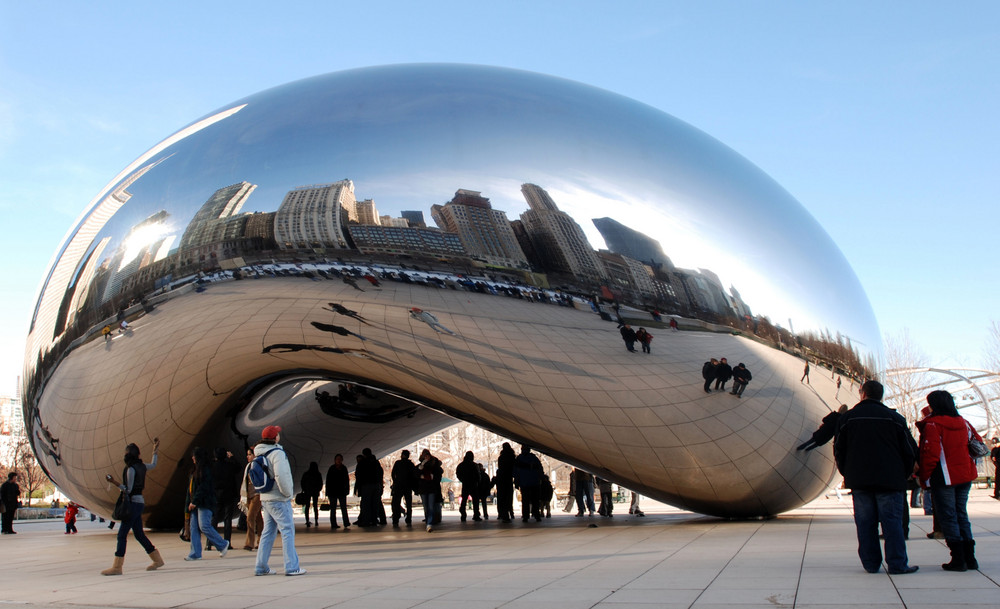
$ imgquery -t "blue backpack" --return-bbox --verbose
[248,447,282,493]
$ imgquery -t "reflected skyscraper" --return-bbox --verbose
[178,182,257,251]
[275,180,356,250]
[519,184,606,282]
[431,189,527,268]
[593,217,673,270]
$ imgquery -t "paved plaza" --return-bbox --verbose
[1,492,998,609]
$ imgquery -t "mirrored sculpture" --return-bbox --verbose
[23,64,880,524]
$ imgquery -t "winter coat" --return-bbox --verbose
[810,410,842,447]
[416,457,443,496]
[714,362,733,382]
[916,414,981,488]
[325,463,350,497]
[254,442,293,502]
[834,399,918,492]
[701,362,716,381]
[189,467,217,512]
[300,465,323,496]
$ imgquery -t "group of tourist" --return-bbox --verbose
[831,381,985,574]
[701,357,752,397]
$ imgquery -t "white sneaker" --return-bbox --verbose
[286,568,307,576]
[219,542,230,558]
[426,525,433,532]
[255,568,273,576]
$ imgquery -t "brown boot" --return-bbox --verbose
[146,549,165,571]
[101,556,125,576]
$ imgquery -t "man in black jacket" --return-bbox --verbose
[390,450,415,527]
[456,451,481,521]
[834,380,919,574]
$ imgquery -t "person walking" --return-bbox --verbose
[209,448,239,549]
[619,324,638,352]
[916,390,983,571]
[254,426,305,576]
[834,380,919,575]
[573,468,596,516]
[185,447,231,561]
[0,472,20,534]
[101,439,164,575]
[416,449,443,532]
[390,450,415,527]
[239,448,264,550]
[800,361,810,384]
[635,327,653,354]
[476,463,493,520]
[597,477,614,517]
[325,454,350,530]
[299,462,323,528]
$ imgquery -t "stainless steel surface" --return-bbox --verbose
[23,64,880,523]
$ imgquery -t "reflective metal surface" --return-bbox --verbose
[23,64,880,523]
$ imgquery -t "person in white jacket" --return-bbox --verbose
[253,426,306,576]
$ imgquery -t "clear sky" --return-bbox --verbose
[1,2,998,396]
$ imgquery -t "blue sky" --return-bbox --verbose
[1,2,998,396]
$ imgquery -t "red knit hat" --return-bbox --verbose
[262,425,282,440]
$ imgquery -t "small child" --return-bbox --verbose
[64,501,80,534]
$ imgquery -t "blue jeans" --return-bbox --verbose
[188,507,228,559]
[115,501,155,557]
[421,492,437,526]
[852,490,910,572]
[256,500,299,574]
[930,482,973,542]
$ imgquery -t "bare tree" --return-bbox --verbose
[12,436,49,507]
[981,320,1000,435]
[884,329,930,427]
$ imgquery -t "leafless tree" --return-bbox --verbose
[884,328,930,428]
[11,436,49,507]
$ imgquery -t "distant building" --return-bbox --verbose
[379,216,410,228]
[274,180,356,251]
[592,217,673,270]
[355,199,381,225]
[431,189,527,269]
[519,184,606,282]
[178,182,257,250]
[400,210,426,228]
[0,394,24,460]
[347,225,466,258]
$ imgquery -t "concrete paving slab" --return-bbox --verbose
[1,492,999,609]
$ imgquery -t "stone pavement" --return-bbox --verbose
[1,492,999,609]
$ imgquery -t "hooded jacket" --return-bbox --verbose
[916,414,980,488]
[254,442,293,502]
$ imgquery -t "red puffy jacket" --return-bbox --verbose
[916,414,981,488]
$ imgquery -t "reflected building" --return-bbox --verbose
[178,182,257,250]
[355,199,381,225]
[431,189,527,269]
[593,217,674,271]
[518,184,606,282]
[401,210,426,228]
[275,180,356,250]
[347,225,465,259]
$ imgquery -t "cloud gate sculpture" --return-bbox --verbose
[23,64,880,524]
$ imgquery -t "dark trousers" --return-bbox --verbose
[1,509,14,533]
[851,490,909,573]
[303,493,319,525]
[329,494,349,527]
[391,491,412,524]
[459,483,480,520]
[520,485,541,521]
[496,478,514,521]
[115,501,155,557]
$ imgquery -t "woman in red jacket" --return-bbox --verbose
[916,390,982,571]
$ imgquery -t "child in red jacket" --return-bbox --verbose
[64,501,79,534]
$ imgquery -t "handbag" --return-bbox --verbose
[967,422,990,458]
[295,492,308,506]
[112,491,131,521]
